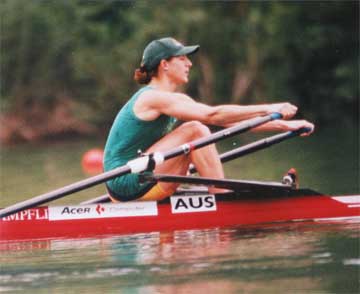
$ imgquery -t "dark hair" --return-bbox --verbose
[133,65,158,84]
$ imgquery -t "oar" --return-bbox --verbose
[83,127,311,205]
[0,113,281,218]
[189,127,311,174]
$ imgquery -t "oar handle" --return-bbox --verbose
[292,127,312,135]
[270,112,283,120]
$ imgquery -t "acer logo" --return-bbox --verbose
[61,207,91,215]
[96,204,105,215]
[170,195,217,214]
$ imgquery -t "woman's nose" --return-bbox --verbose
[186,57,192,67]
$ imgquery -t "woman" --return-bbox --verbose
[104,37,314,202]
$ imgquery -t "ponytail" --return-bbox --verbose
[133,65,157,84]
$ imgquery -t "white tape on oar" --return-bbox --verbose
[127,156,150,173]
[127,152,165,173]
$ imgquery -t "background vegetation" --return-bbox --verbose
[1,0,358,144]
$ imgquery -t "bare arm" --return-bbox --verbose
[134,90,297,125]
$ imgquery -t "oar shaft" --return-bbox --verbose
[0,165,131,218]
[189,128,309,174]
[220,128,308,164]
[0,113,280,218]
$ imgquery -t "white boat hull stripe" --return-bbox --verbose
[49,202,158,221]
[332,195,360,204]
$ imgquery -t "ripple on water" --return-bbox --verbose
[0,221,359,293]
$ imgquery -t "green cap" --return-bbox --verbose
[141,37,199,71]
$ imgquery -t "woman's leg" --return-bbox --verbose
[145,121,225,194]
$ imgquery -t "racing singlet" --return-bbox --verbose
[104,86,177,200]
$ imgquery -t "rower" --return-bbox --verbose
[103,37,314,202]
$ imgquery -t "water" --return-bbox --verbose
[1,223,359,293]
[0,124,359,293]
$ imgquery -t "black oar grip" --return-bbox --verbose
[294,127,312,135]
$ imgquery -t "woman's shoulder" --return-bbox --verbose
[139,88,189,102]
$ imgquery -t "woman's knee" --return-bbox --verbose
[181,121,211,139]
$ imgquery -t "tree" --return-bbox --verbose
[1,0,358,144]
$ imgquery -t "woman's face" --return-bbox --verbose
[165,55,193,85]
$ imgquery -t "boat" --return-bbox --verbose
[1,187,359,241]
[1,114,359,241]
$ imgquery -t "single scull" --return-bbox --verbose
[1,188,359,241]
[1,114,358,241]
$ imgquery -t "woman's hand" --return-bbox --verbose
[281,120,315,136]
[268,103,298,120]
[252,119,315,136]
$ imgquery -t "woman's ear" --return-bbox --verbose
[159,59,169,72]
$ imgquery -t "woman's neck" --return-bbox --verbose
[149,77,178,92]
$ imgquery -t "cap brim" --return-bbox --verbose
[175,45,200,56]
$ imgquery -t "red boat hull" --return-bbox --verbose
[1,191,359,241]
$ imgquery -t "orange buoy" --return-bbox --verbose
[82,148,104,175]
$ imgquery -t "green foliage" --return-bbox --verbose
[1,1,79,107]
[1,0,358,130]
[260,1,359,123]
